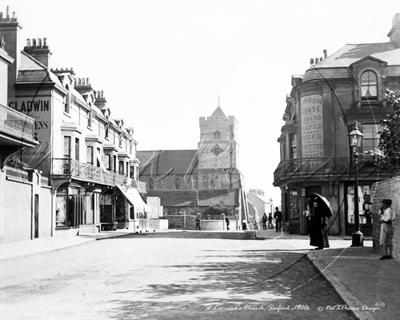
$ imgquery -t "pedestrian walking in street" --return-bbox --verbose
[262,213,267,230]
[268,213,273,230]
[274,207,282,232]
[195,214,201,230]
[309,196,331,250]
[254,220,259,230]
[379,198,395,260]
[225,216,230,230]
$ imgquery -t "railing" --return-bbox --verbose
[273,156,384,185]
[0,104,35,141]
[52,158,127,186]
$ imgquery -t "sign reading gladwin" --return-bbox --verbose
[301,95,323,158]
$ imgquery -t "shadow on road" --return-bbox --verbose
[105,247,352,320]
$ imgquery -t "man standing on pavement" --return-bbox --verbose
[379,198,395,260]
[274,207,282,232]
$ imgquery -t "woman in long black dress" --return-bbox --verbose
[309,197,330,250]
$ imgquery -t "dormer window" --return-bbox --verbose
[361,70,377,100]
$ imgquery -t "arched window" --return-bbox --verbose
[175,178,180,189]
[214,131,221,139]
[361,70,377,99]
[149,178,154,190]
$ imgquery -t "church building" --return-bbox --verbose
[137,106,249,224]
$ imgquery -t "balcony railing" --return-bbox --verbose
[52,158,127,186]
[0,104,36,142]
[273,156,385,185]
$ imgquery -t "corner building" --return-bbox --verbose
[273,14,400,236]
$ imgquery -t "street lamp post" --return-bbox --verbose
[349,122,364,247]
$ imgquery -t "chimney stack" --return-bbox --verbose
[0,6,22,101]
[94,90,108,109]
[24,37,52,67]
[388,13,400,48]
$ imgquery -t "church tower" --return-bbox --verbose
[198,105,240,190]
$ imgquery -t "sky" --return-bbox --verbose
[2,0,400,204]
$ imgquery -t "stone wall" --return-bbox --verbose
[166,215,239,230]
[370,176,400,257]
[167,215,197,230]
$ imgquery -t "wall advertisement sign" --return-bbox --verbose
[8,98,51,175]
[301,95,323,158]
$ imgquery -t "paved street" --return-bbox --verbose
[0,234,354,320]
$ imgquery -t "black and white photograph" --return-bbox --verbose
[0,0,399,319]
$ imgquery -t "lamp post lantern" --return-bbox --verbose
[349,121,364,247]
[269,198,273,214]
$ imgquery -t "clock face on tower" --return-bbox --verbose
[211,144,223,156]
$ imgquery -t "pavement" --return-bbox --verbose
[1,229,399,320]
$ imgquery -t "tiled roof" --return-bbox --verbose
[137,150,198,175]
[309,42,400,69]
[17,51,62,85]
[211,106,227,118]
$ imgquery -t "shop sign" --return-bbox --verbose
[301,95,323,158]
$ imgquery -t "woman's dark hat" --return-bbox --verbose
[381,199,392,205]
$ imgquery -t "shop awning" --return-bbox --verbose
[117,185,150,213]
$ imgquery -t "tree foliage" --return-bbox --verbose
[203,205,232,216]
[376,89,400,173]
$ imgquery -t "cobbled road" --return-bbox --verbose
[0,233,354,320]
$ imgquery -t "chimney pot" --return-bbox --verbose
[38,38,42,48]
[43,38,48,48]
[27,38,31,47]
[86,78,89,84]
[310,58,314,65]
[323,49,327,59]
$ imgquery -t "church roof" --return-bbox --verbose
[137,150,198,176]
[211,106,227,118]
[198,189,238,206]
